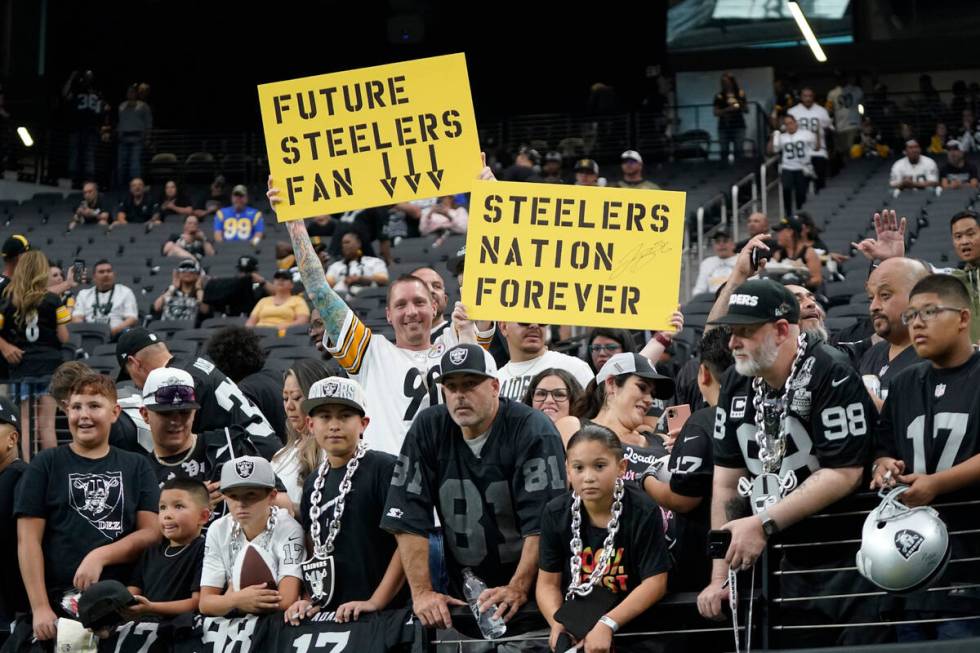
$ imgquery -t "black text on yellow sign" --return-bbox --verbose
[258,53,481,221]
[462,180,687,330]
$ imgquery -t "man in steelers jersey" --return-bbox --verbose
[698,273,878,647]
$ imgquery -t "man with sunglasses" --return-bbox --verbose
[871,274,980,641]
[497,322,594,401]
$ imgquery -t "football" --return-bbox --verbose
[234,543,278,591]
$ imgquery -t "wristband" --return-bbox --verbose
[654,332,672,347]
[598,615,619,633]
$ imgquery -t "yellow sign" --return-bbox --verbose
[258,53,480,221]
[462,180,687,330]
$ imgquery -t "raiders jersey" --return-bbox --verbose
[381,399,566,593]
[787,103,831,158]
[858,341,920,401]
[876,353,980,612]
[714,334,875,488]
[325,309,492,455]
[170,356,279,459]
[773,129,817,172]
[200,510,305,592]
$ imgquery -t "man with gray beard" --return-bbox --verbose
[697,270,879,648]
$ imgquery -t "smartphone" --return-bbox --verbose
[749,238,777,271]
[666,404,691,433]
[72,259,85,283]
[708,529,733,559]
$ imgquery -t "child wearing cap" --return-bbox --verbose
[198,456,305,616]
[123,478,210,620]
[284,377,407,625]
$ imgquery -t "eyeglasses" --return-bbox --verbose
[533,388,570,403]
[900,305,963,325]
[150,385,197,406]
[589,343,622,353]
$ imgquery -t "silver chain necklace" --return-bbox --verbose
[152,434,197,467]
[750,333,808,474]
[229,505,279,562]
[308,442,367,558]
[566,477,625,600]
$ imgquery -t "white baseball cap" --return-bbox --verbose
[302,376,367,416]
[621,150,643,163]
[142,368,200,412]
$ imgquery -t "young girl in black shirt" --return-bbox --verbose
[537,424,669,653]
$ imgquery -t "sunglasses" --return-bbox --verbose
[589,343,622,353]
[151,385,196,406]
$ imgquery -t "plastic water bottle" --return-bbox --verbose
[462,567,507,639]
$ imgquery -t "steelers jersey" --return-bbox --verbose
[714,334,875,487]
[325,309,493,455]
[876,353,980,613]
[214,206,264,242]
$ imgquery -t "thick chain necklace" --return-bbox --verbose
[229,505,279,561]
[566,477,624,600]
[152,434,197,467]
[751,333,808,474]
[308,442,367,558]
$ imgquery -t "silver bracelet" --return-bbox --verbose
[598,615,619,633]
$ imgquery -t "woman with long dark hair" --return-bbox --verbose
[522,368,584,424]
[714,72,749,161]
[0,251,71,454]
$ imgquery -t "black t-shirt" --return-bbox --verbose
[157,194,193,222]
[117,195,158,224]
[169,356,279,459]
[382,399,566,594]
[0,292,68,379]
[876,354,980,612]
[239,368,288,443]
[714,90,748,130]
[128,537,205,609]
[194,192,229,215]
[714,335,874,546]
[109,412,146,454]
[539,484,669,597]
[67,91,105,129]
[0,459,29,619]
[858,340,920,400]
[667,406,714,591]
[940,161,979,184]
[13,446,159,596]
[327,208,391,259]
[299,451,408,611]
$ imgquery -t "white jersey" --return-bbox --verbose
[788,103,831,157]
[72,284,138,329]
[693,255,737,295]
[774,129,817,171]
[326,310,492,455]
[890,156,939,187]
[201,510,305,591]
[828,85,863,131]
[497,349,596,401]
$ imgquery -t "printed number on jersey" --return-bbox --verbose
[402,366,442,421]
[783,141,808,160]
[906,413,969,474]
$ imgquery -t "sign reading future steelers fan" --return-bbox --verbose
[462,180,687,330]
[258,53,480,221]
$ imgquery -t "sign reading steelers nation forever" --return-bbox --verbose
[463,180,687,330]
[258,53,480,221]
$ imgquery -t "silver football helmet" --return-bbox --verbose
[855,485,950,593]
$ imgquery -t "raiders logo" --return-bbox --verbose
[302,556,336,607]
[69,472,124,538]
[449,348,468,366]
[236,459,255,478]
[895,529,925,560]
[323,381,339,397]
[790,357,815,390]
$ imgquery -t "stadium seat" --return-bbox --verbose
[68,323,111,354]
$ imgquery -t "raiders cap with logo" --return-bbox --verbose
[220,455,276,492]
[302,376,367,416]
[142,367,201,412]
[706,279,800,326]
[595,352,674,399]
[115,328,163,382]
[438,344,498,381]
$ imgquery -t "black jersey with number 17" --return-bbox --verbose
[714,334,875,489]
[381,399,566,594]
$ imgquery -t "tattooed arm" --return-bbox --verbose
[267,177,350,345]
[767,466,862,531]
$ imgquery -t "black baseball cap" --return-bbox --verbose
[78,580,136,630]
[116,328,163,381]
[0,395,20,430]
[1,234,29,259]
[438,344,498,381]
[273,270,293,281]
[237,255,258,273]
[774,216,803,234]
[595,353,674,399]
[711,228,732,241]
[544,151,563,163]
[707,279,800,326]
[574,158,599,174]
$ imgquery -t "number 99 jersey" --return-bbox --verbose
[713,334,875,485]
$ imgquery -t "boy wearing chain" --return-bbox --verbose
[285,377,407,626]
[198,456,304,616]
[699,275,877,647]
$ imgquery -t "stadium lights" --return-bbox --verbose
[787,1,828,63]
[17,127,33,148]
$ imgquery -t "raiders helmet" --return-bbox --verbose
[855,485,950,593]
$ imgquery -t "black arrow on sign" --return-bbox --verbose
[404,149,422,192]
[380,151,397,197]
[426,144,444,189]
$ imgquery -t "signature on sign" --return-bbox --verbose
[609,241,673,280]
